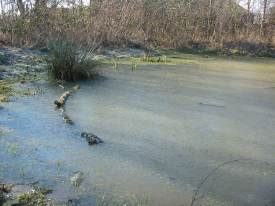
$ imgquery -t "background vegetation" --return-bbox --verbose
[0,0,274,55]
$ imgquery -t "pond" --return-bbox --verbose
[1,56,275,206]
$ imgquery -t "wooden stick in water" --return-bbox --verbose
[54,91,70,107]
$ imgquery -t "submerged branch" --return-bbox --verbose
[199,102,225,108]
[190,158,251,206]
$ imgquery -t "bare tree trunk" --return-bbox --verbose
[247,0,251,13]
[246,0,251,36]
[142,0,150,46]
[207,0,213,39]
[16,0,25,15]
[0,0,5,15]
[261,0,268,35]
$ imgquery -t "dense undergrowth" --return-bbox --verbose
[0,0,274,57]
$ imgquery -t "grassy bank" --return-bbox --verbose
[0,77,44,102]
[174,44,275,58]
[0,46,49,102]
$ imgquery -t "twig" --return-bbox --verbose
[54,85,80,124]
[58,84,65,89]
[79,41,102,63]
[190,158,250,206]
[199,102,225,108]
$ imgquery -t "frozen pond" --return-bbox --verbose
[1,56,275,205]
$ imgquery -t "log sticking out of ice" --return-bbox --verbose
[54,91,70,107]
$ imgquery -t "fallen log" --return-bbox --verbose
[53,85,104,145]
[54,85,80,124]
[54,84,80,108]
[54,91,70,107]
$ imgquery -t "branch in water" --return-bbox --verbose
[190,158,251,206]
[54,91,70,107]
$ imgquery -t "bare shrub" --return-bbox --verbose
[0,0,274,54]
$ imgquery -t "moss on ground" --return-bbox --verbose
[0,71,46,102]
[0,82,13,102]
[1,185,53,206]
[0,84,13,94]
[1,191,47,206]
[17,191,47,206]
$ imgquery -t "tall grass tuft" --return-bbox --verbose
[47,39,99,81]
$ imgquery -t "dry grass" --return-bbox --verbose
[47,39,99,81]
